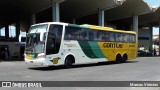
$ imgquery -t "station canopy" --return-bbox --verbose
[0,0,125,27]
[0,0,159,27]
[106,0,152,22]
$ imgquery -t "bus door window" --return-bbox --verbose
[46,25,63,55]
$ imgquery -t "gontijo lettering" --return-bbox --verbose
[103,43,123,48]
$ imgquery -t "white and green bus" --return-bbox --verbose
[25,22,137,67]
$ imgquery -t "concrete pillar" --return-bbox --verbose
[16,21,20,41]
[5,25,9,39]
[98,9,105,26]
[133,15,138,51]
[52,0,60,22]
[159,19,160,56]
[133,15,138,34]
[149,26,153,50]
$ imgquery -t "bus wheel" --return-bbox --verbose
[65,56,74,68]
[115,54,122,64]
[122,54,127,63]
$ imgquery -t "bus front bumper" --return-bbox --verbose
[25,58,50,66]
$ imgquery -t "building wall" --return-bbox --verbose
[0,42,20,58]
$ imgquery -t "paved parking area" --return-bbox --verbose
[0,57,160,90]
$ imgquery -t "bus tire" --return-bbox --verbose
[65,55,75,68]
[115,54,122,64]
[122,54,127,63]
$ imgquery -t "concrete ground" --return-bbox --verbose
[0,57,160,90]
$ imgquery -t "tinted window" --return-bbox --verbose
[80,29,89,40]
[88,30,94,41]
[130,34,136,43]
[116,33,122,42]
[64,26,80,40]
[93,30,106,41]
[122,34,129,42]
[110,32,116,42]
[46,25,63,55]
[105,31,110,42]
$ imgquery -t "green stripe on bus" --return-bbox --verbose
[31,54,38,58]
[80,25,89,29]
[88,42,106,58]
[78,41,98,58]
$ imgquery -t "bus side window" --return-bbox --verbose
[94,31,103,41]
[98,31,103,41]
[101,31,106,41]
[130,35,136,43]
[122,34,129,42]
[126,35,130,42]
[80,29,89,41]
[88,30,94,41]
[110,32,116,42]
[64,26,80,40]
[97,31,101,41]
[116,33,123,42]
[93,31,98,41]
[105,31,110,42]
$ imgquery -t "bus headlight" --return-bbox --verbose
[38,55,46,58]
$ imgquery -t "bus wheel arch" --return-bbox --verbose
[122,53,128,63]
[64,54,75,68]
[115,54,122,64]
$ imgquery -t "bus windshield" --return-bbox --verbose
[28,24,48,33]
[25,33,45,54]
[25,24,63,54]
[25,24,48,54]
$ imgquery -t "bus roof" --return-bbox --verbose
[31,22,136,34]
[81,24,136,34]
[31,22,68,27]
